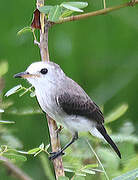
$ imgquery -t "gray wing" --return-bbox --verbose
[57,92,104,124]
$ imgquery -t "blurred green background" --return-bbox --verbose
[0,0,138,179]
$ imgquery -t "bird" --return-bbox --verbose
[14,61,121,160]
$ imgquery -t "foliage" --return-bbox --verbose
[38,2,88,22]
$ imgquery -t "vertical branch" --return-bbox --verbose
[36,0,65,179]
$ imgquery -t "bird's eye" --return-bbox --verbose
[40,68,48,74]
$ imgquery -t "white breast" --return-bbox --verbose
[35,87,63,123]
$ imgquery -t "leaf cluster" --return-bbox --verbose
[38,2,88,22]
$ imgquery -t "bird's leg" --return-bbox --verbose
[55,125,63,135]
[49,132,78,160]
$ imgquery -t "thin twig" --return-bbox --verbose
[36,0,65,179]
[57,0,138,24]
[86,139,110,180]
[0,156,32,180]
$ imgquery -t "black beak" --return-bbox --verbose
[14,72,29,78]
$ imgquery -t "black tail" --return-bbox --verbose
[97,125,121,159]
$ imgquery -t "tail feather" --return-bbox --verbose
[96,125,121,159]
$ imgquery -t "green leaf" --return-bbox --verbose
[28,148,40,155]
[48,5,62,22]
[112,168,138,180]
[105,103,128,124]
[39,143,44,150]
[0,145,8,153]
[0,109,4,113]
[4,153,27,162]
[0,120,15,124]
[45,144,50,151]
[5,85,22,97]
[61,2,88,9]
[81,169,95,175]
[19,86,33,97]
[64,168,75,173]
[58,177,69,180]
[82,164,98,169]
[38,5,53,14]
[30,92,36,97]
[75,173,86,176]
[60,9,74,18]
[0,61,8,77]
[7,108,42,115]
[17,26,32,36]
[61,2,88,12]
[61,4,83,12]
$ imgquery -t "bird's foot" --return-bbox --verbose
[129,0,136,6]
[49,150,65,160]
[56,125,63,134]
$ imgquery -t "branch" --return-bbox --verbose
[0,156,32,180]
[36,0,65,179]
[57,0,138,24]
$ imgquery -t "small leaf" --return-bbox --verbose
[17,27,32,36]
[105,103,128,124]
[0,145,8,153]
[4,153,27,162]
[7,108,42,115]
[112,168,138,180]
[30,92,36,97]
[0,120,15,124]
[75,173,86,177]
[61,2,88,12]
[5,85,22,97]
[31,9,41,29]
[75,173,86,176]
[0,61,8,77]
[0,109,4,113]
[45,144,50,151]
[39,143,44,150]
[60,10,74,18]
[61,4,83,12]
[62,2,88,9]
[64,168,75,173]
[59,177,69,180]
[48,5,62,22]
[82,164,98,169]
[38,5,53,14]
[28,148,40,155]
[81,169,95,175]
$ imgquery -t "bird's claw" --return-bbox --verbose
[55,125,63,134]
[49,151,65,160]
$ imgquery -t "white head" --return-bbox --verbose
[14,61,65,88]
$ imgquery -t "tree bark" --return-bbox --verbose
[36,0,65,179]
